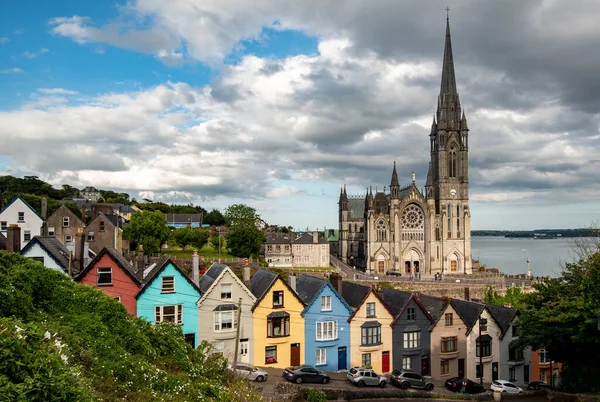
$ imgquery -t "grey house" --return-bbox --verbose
[197,263,256,363]
[381,288,436,375]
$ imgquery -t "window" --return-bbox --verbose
[539,348,550,364]
[32,257,44,263]
[273,291,284,307]
[48,226,55,236]
[512,325,518,337]
[402,356,411,370]
[97,268,112,285]
[155,305,183,324]
[407,307,416,320]
[221,283,232,299]
[441,336,457,352]
[476,339,492,357]
[376,219,387,242]
[445,313,453,326]
[456,205,460,238]
[267,316,290,337]
[403,331,420,349]
[214,311,237,331]
[23,230,31,242]
[447,204,451,238]
[441,360,449,375]
[265,346,277,364]
[361,326,381,346]
[509,367,516,381]
[316,349,326,365]
[184,334,195,348]
[266,245,272,253]
[65,235,72,242]
[321,296,332,311]
[540,371,546,383]
[366,302,376,318]
[113,296,121,302]
[0,221,6,231]
[87,231,95,241]
[316,321,337,340]
[99,221,105,231]
[18,212,24,222]
[476,364,483,379]
[63,216,69,227]
[161,276,175,293]
[284,245,290,252]
[240,339,249,357]
[361,353,371,368]
[448,147,457,178]
[509,345,524,361]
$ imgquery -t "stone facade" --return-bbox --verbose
[84,213,123,254]
[264,237,293,267]
[264,232,330,268]
[42,204,85,245]
[338,18,472,277]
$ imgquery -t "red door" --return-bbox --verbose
[382,351,390,373]
[290,343,301,366]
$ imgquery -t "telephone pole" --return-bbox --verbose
[232,298,243,372]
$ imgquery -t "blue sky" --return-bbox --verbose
[1,1,600,231]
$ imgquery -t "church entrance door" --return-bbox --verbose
[378,260,385,273]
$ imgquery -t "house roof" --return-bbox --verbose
[348,288,396,322]
[75,246,141,286]
[136,258,200,299]
[20,236,71,272]
[265,237,291,245]
[296,275,353,318]
[198,263,228,294]
[197,264,256,308]
[416,293,449,322]
[486,304,518,339]
[164,213,203,223]
[292,232,328,245]
[46,204,85,227]
[250,269,306,311]
[451,298,485,332]
[0,196,44,221]
[340,281,371,309]
[324,229,339,242]
[380,287,412,317]
[0,232,6,250]
[105,214,128,228]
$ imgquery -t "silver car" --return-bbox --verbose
[347,367,387,388]
[228,362,268,382]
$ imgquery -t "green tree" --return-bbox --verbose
[224,204,263,227]
[189,229,210,250]
[210,233,225,253]
[123,211,170,254]
[204,209,226,226]
[484,286,526,309]
[173,227,194,250]
[516,251,600,392]
[226,225,265,258]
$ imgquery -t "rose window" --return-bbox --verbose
[402,204,424,229]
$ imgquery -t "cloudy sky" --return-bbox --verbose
[1,0,599,231]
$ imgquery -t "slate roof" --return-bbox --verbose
[295,274,326,305]
[136,259,200,299]
[380,287,412,317]
[164,213,203,223]
[249,269,278,300]
[20,236,71,272]
[486,304,518,338]
[348,198,364,220]
[0,196,45,221]
[265,236,292,245]
[75,246,141,285]
[451,298,485,331]
[340,281,371,309]
[0,232,5,250]
[293,232,328,245]
[416,294,449,322]
[198,263,228,294]
[105,214,128,228]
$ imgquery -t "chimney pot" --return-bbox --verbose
[288,273,297,293]
[242,266,251,288]
[41,196,48,220]
[6,224,21,252]
[191,251,199,286]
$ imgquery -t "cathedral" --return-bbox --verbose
[338,17,472,276]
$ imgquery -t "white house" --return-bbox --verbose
[465,306,502,384]
[20,236,71,275]
[495,308,532,387]
[0,197,44,249]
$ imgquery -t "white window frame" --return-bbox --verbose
[161,276,175,293]
[1,221,7,231]
[402,356,412,370]
[155,304,183,324]
[403,331,421,349]
[97,267,112,285]
[366,302,376,317]
[214,310,237,332]
[316,321,338,341]
[18,212,25,222]
[48,226,55,236]
[321,295,332,311]
[221,283,232,299]
[65,235,72,242]
[63,216,70,227]
[113,296,121,302]
[316,349,326,365]
[23,230,31,242]
[87,231,95,241]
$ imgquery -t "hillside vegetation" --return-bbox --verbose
[0,251,263,402]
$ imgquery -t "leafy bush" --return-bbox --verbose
[306,388,328,402]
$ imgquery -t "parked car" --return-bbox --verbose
[491,380,524,394]
[527,381,553,390]
[227,362,268,382]
[389,370,434,391]
[283,365,330,384]
[444,377,486,393]
[347,367,387,388]
[386,271,402,276]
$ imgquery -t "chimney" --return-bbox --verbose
[81,205,86,223]
[191,250,199,286]
[41,196,48,220]
[312,231,318,244]
[6,224,21,252]
[242,266,251,288]
[137,245,144,273]
[288,273,297,293]
[329,272,342,296]
[74,228,85,274]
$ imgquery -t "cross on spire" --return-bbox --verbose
[446,6,450,20]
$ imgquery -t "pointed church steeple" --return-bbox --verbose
[440,15,457,98]
[391,161,399,186]
[460,110,469,131]
[437,15,461,130]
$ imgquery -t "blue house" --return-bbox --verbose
[296,274,353,372]
[136,259,201,347]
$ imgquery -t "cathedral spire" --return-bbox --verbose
[390,161,399,186]
[440,15,457,98]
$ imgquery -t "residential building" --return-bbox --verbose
[42,204,85,245]
[0,197,44,248]
[338,18,472,276]
[165,213,203,228]
[430,299,469,381]
[84,213,125,254]
[296,274,352,372]
[20,236,71,275]
[197,263,256,362]
[136,259,201,347]
[250,269,306,368]
[463,303,501,384]
[292,232,330,268]
[79,186,102,202]
[264,236,292,267]
[76,247,142,316]
[324,228,339,256]
[381,288,436,375]
[345,284,395,373]
[531,349,561,387]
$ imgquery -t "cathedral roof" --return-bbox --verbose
[348,198,365,219]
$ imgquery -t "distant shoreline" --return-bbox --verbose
[471,229,598,238]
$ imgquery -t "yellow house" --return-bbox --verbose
[348,288,395,373]
[250,270,305,368]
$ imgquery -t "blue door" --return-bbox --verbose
[338,347,347,370]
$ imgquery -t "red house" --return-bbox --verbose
[76,247,142,316]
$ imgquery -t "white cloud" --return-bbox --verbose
[0,68,22,74]
[0,37,9,44]
[266,186,300,198]
[37,88,79,95]
[22,48,49,59]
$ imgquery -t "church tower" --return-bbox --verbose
[425,15,472,274]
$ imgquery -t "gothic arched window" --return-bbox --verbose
[448,146,457,178]
[376,219,387,242]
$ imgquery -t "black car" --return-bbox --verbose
[283,365,330,384]
[444,377,486,394]
[527,381,553,390]
[386,271,402,276]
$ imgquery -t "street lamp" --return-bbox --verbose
[479,317,488,386]
[522,249,531,278]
